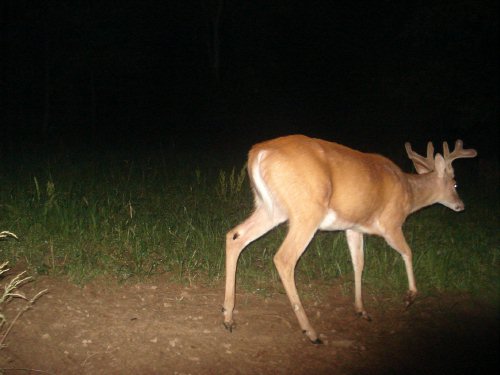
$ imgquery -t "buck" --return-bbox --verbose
[222,135,477,343]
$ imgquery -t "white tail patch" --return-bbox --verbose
[251,150,276,217]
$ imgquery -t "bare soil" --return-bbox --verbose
[0,274,498,375]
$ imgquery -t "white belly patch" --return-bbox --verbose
[319,209,353,231]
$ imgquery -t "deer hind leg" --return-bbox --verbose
[384,228,418,307]
[346,230,371,320]
[223,206,284,331]
[273,218,323,344]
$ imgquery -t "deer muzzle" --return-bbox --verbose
[452,200,465,212]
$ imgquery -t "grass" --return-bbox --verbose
[0,149,498,303]
[0,259,48,349]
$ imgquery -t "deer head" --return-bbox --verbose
[405,140,478,211]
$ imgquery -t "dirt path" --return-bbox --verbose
[1,275,498,374]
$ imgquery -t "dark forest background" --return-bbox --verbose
[1,0,498,159]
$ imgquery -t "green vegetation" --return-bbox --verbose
[0,151,498,301]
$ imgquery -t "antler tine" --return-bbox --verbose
[405,141,435,174]
[443,141,450,159]
[443,140,478,165]
[425,141,434,160]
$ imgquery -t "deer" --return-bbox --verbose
[222,134,477,344]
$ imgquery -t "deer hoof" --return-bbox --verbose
[223,321,234,333]
[357,311,372,321]
[405,290,418,309]
[303,330,322,344]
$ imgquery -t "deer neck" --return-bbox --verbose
[406,172,440,213]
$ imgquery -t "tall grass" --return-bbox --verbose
[0,150,498,301]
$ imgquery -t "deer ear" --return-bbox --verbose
[412,160,433,174]
[434,153,446,178]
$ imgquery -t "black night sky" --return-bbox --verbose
[1,0,498,158]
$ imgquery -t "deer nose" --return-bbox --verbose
[454,202,465,212]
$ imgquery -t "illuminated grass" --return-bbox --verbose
[0,151,497,302]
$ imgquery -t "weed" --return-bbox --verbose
[0,154,497,302]
[0,232,48,349]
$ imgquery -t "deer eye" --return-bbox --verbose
[454,183,458,189]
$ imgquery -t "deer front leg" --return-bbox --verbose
[346,230,371,320]
[223,207,281,331]
[384,228,418,307]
